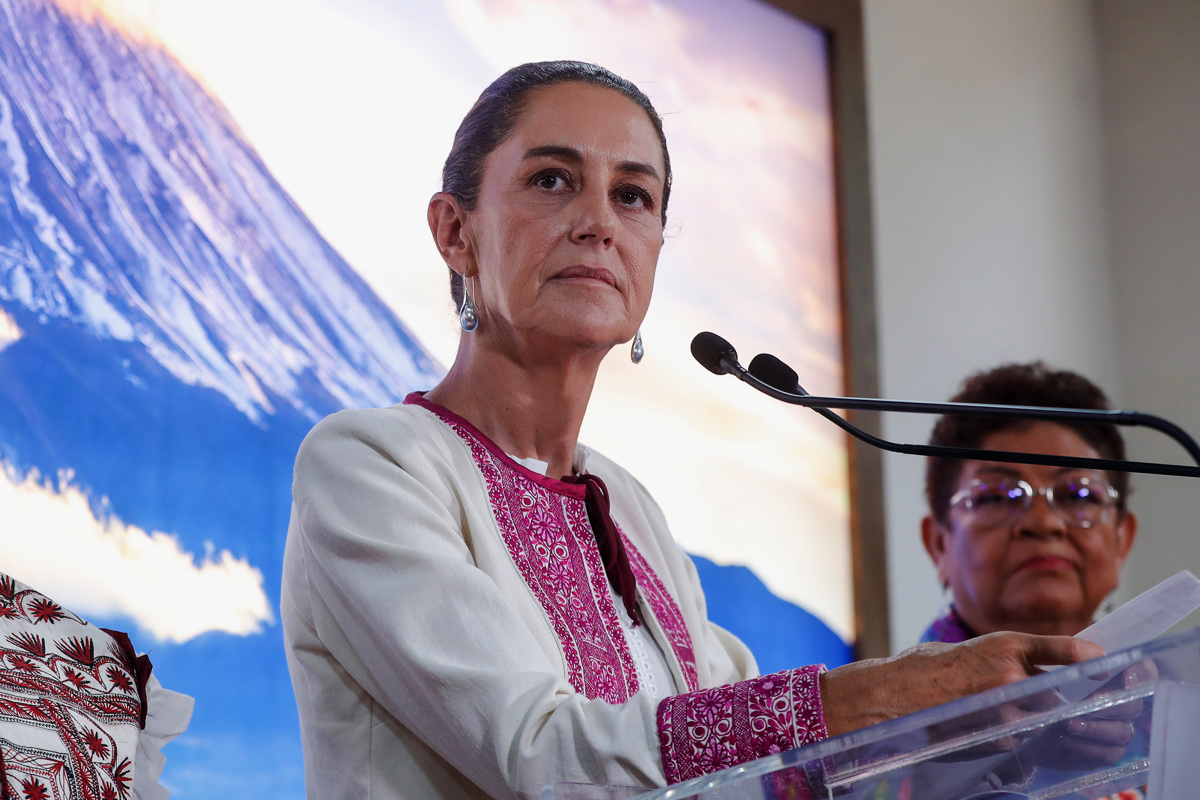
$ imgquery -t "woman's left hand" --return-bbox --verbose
[1025,659,1157,771]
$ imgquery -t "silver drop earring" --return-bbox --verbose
[630,329,644,364]
[459,276,479,333]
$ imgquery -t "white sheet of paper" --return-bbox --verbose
[1046,571,1200,702]
[1076,570,1200,653]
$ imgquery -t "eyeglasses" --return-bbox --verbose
[948,475,1120,529]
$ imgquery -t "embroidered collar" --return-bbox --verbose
[404,390,700,696]
[404,392,587,497]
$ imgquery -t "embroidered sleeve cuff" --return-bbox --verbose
[655,664,828,785]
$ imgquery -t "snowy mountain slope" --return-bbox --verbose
[0,0,441,423]
[0,6,442,791]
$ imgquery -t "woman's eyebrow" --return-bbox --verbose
[1053,466,1106,477]
[973,465,1104,482]
[523,144,582,162]
[522,145,660,181]
[617,160,661,181]
[973,466,1023,478]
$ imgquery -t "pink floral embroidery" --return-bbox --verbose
[624,538,699,693]
[415,397,639,703]
[656,665,827,784]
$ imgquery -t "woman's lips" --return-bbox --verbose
[552,265,617,287]
[1017,555,1076,573]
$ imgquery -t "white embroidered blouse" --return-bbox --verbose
[282,395,827,800]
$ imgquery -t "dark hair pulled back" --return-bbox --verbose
[925,361,1129,522]
[440,60,672,312]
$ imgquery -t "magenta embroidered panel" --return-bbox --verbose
[0,573,143,800]
[656,665,827,785]
[413,397,640,704]
[623,537,699,693]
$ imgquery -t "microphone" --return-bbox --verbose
[748,353,891,447]
[699,334,1200,479]
[746,353,799,393]
[690,332,747,378]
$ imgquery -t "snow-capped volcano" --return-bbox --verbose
[0,0,441,422]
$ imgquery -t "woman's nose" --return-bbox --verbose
[572,186,616,247]
[1015,494,1069,539]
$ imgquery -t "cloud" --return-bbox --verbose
[0,463,273,643]
[0,307,20,354]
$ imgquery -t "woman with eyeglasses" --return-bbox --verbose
[919,363,1147,792]
[920,362,1138,643]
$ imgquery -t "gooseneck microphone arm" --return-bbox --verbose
[690,332,1200,479]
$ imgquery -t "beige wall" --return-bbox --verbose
[1095,0,1200,623]
[862,0,1200,651]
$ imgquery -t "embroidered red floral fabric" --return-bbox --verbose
[656,665,827,785]
[0,572,146,800]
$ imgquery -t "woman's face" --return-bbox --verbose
[458,82,666,354]
[922,422,1138,636]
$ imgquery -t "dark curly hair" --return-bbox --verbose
[925,362,1128,522]
[440,60,672,313]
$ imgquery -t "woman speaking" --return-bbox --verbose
[281,61,1102,800]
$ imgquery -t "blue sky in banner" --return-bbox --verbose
[0,0,850,795]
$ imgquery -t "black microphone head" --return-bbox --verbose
[690,332,738,375]
[748,353,799,392]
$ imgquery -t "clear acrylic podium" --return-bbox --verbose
[546,626,1200,800]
